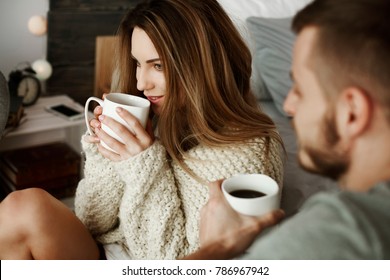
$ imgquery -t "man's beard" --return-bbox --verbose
[297,112,349,181]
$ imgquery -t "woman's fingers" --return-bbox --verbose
[116,108,154,144]
[83,134,100,144]
[93,108,153,160]
[98,114,137,142]
[88,105,103,135]
[95,126,124,154]
[90,118,101,129]
[99,110,152,143]
[96,141,121,162]
[93,105,103,118]
[95,116,142,159]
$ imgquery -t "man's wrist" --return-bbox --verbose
[183,242,234,260]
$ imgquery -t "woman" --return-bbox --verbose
[0,0,283,260]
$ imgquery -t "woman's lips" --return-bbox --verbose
[147,96,164,104]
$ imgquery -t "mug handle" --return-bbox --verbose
[84,97,104,135]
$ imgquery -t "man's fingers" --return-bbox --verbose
[255,209,285,230]
[207,180,224,198]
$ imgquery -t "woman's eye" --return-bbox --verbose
[154,64,163,71]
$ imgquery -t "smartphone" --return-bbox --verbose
[45,104,84,121]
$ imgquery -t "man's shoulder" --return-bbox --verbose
[243,182,390,259]
[303,180,390,215]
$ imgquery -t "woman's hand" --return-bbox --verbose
[83,94,105,144]
[94,107,154,161]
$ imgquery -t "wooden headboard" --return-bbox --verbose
[94,36,119,98]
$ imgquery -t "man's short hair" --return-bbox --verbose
[292,0,390,123]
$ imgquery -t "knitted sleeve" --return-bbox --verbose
[175,137,284,251]
[110,140,187,259]
[74,138,126,239]
[75,137,187,259]
[185,137,283,186]
[75,135,283,260]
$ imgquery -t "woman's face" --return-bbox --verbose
[131,27,166,115]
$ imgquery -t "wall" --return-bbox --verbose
[0,0,141,104]
[0,0,49,78]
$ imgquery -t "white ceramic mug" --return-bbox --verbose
[84,93,150,153]
[222,174,280,216]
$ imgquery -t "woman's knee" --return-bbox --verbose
[0,188,56,227]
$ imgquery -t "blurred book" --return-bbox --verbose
[0,142,81,199]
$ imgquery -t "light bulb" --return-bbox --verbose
[32,59,53,80]
[28,15,47,36]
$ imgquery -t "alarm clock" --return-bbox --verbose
[8,66,41,106]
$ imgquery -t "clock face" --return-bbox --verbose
[17,76,40,105]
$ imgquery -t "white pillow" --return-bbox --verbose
[217,0,313,101]
[218,0,313,50]
[218,0,313,19]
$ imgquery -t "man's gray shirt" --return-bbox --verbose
[242,181,390,259]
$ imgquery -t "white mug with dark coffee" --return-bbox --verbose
[84,93,150,153]
[222,174,280,216]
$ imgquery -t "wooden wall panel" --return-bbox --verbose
[47,0,142,105]
[50,0,136,11]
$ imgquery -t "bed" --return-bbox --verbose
[94,0,340,259]
[217,0,338,217]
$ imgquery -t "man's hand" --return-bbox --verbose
[185,180,284,259]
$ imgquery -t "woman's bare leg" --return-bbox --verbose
[0,188,99,259]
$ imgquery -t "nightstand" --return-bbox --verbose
[0,95,87,209]
[0,95,86,153]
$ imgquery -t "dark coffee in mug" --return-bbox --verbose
[229,189,266,198]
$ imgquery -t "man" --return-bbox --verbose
[185,0,390,259]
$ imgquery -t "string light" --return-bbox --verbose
[32,59,52,81]
[27,14,52,81]
[28,15,47,36]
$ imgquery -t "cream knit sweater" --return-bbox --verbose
[75,137,283,260]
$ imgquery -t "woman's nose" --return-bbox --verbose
[136,68,150,91]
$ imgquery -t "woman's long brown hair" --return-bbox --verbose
[115,0,283,176]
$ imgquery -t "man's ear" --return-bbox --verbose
[337,87,372,140]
